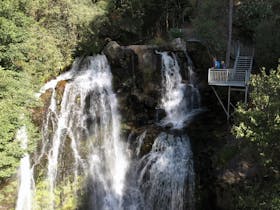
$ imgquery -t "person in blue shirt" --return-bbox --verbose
[213,56,221,69]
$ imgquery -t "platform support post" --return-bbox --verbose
[245,85,248,105]
[227,86,231,121]
[211,86,229,119]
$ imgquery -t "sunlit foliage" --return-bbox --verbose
[233,64,280,171]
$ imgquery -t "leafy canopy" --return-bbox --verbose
[233,64,280,171]
[0,67,38,181]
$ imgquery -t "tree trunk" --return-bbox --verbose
[226,0,233,67]
[196,0,201,9]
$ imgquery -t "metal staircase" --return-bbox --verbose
[208,42,254,121]
[233,55,253,84]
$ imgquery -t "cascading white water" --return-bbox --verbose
[123,131,195,210]
[31,55,129,209]
[138,132,194,210]
[123,51,198,210]
[158,52,201,128]
[135,131,147,158]
[158,52,186,128]
[15,126,33,210]
[185,51,201,110]
[15,50,199,210]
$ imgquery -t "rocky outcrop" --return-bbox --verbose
[103,39,195,129]
[171,38,187,52]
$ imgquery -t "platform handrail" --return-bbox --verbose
[208,68,235,83]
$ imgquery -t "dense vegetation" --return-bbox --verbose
[0,0,108,181]
[0,0,279,209]
[193,0,280,68]
[230,64,280,209]
[234,65,280,172]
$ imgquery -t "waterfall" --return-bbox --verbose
[137,133,194,210]
[132,51,198,209]
[15,50,199,210]
[158,52,201,128]
[15,126,33,210]
[135,131,147,158]
[30,55,129,209]
[124,133,195,210]
[185,51,201,110]
[122,51,198,210]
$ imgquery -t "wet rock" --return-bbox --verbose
[55,80,67,107]
[31,89,52,127]
[171,38,187,52]
[126,45,161,94]
[103,41,122,65]
[186,41,212,90]
[155,108,166,122]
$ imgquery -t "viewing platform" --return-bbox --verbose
[208,56,253,87]
[208,55,254,120]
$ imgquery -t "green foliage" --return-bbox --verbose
[0,180,18,209]
[148,36,168,46]
[0,0,33,70]
[34,178,82,210]
[215,145,239,167]
[233,64,280,171]
[168,28,185,39]
[102,0,192,44]
[73,0,110,55]
[192,0,279,69]
[0,0,113,184]
[0,67,38,181]
[0,0,110,84]
[234,0,279,69]
[192,0,227,55]
[254,19,280,69]
[235,0,273,37]
[227,181,280,210]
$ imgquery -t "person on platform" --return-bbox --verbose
[213,56,221,69]
[221,60,226,69]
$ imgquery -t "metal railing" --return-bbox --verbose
[208,68,235,83]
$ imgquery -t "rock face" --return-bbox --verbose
[171,38,187,52]
[103,39,196,131]
[104,42,154,128]
[186,41,212,86]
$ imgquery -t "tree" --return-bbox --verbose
[0,0,111,183]
[225,0,233,67]
[234,0,279,69]
[192,0,228,55]
[0,68,38,182]
[233,64,280,172]
[234,0,273,39]
[254,17,280,70]
[103,0,192,43]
